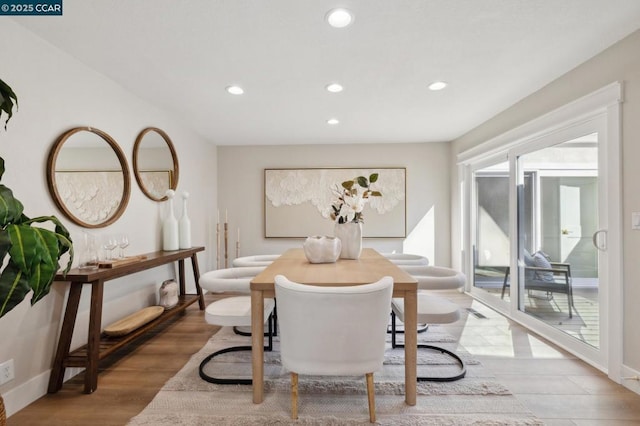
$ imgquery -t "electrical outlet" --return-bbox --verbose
[0,359,15,385]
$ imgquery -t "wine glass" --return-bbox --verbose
[118,234,130,259]
[102,235,118,260]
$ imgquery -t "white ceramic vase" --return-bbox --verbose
[334,222,363,260]
[163,190,179,251]
[178,191,192,249]
[303,235,342,263]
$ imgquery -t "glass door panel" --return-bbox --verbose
[472,161,510,301]
[516,134,600,348]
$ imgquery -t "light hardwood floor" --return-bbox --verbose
[7,291,640,425]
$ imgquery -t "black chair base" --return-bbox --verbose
[199,313,274,385]
[390,312,466,382]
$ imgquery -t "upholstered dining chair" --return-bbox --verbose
[274,274,393,423]
[382,252,429,265]
[232,254,280,267]
[390,265,467,382]
[198,267,275,384]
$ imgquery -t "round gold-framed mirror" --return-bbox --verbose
[46,126,131,228]
[133,127,179,201]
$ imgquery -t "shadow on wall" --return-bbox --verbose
[403,206,434,263]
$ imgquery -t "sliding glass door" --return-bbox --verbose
[515,134,600,349]
[465,118,614,370]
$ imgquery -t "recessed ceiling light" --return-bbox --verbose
[326,83,344,93]
[327,118,340,125]
[226,85,244,95]
[428,81,448,91]
[326,8,353,28]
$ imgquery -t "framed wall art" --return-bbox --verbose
[264,167,406,238]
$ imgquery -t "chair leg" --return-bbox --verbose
[291,372,298,420]
[366,372,376,423]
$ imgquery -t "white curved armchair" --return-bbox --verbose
[198,266,275,385]
[397,265,466,290]
[200,266,266,293]
[274,275,393,423]
[390,265,467,382]
[382,253,429,265]
[232,254,280,267]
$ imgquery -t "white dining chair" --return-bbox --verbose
[390,265,467,382]
[274,274,393,423]
[382,252,429,265]
[198,266,275,384]
[232,254,280,267]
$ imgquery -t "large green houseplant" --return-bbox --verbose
[0,78,73,319]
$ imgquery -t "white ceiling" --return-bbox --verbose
[12,0,640,146]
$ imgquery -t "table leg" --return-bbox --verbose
[178,259,186,296]
[84,280,104,394]
[251,289,265,403]
[48,283,83,393]
[403,289,417,405]
[190,254,205,310]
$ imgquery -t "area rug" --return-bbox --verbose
[127,327,543,425]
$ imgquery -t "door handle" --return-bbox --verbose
[592,229,607,251]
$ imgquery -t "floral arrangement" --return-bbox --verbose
[330,174,382,224]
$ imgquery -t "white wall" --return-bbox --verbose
[217,142,451,265]
[0,21,217,415]
[451,29,640,383]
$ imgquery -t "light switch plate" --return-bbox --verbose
[633,212,640,230]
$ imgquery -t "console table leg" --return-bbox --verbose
[178,260,186,295]
[85,280,104,394]
[48,284,83,393]
[190,254,205,310]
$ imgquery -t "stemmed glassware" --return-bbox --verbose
[118,234,130,259]
[102,235,118,260]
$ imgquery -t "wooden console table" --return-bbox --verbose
[48,247,205,394]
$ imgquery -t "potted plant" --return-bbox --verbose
[0,77,73,317]
[0,78,73,424]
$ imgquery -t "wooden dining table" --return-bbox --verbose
[250,248,418,405]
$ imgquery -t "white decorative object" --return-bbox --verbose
[162,189,179,251]
[179,191,192,249]
[159,279,179,310]
[334,222,362,259]
[303,236,342,264]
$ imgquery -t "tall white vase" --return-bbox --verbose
[179,191,192,249]
[334,222,363,259]
[163,190,179,251]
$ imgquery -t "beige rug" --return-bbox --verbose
[128,327,543,425]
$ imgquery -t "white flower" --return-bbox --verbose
[330,174,382,224]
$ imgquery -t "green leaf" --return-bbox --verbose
[371,191,382,197]
[29,260,57,305]
[356,176,368,188]
[0,156,4,180]
[369,173,379,183]
[7,224,41,274]
[0,229,11,262]
[342,180,354,190]
[0,185,25,227]
[0,263,30,318]
[0,78,18,130]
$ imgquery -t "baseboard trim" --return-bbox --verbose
[621,365,640,396]
[3,367,83,418]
